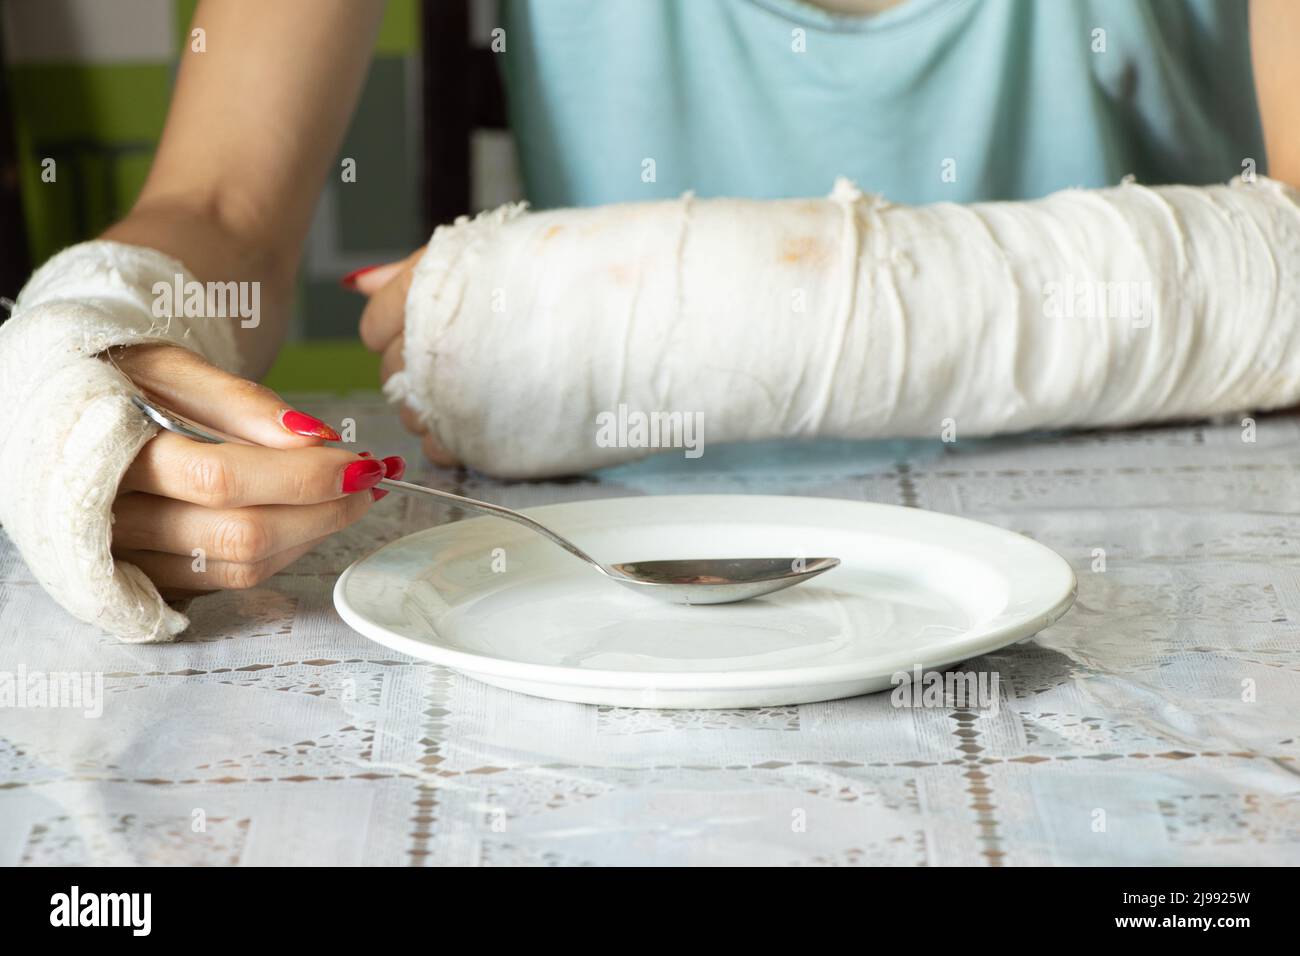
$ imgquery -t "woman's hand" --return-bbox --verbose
[353,251,462,468]
[109,343,404,597]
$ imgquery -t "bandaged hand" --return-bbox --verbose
[0,242,400,643]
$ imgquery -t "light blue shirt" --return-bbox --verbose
[499,0,1265,207]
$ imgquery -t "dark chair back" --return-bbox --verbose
[421,0,507,230]
[0,14,32,304]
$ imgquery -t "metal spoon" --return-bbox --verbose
[132,394,840,604]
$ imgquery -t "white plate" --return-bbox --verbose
[334,495,1076,709]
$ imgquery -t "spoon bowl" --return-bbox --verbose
[607,557,840,604]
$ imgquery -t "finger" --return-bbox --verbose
[379,331,405,383]
[398,400,427,437]
[112,491,373,562]
[371,454,405,501]
[378,334,427,436]
[117,536,328,592]
[110,343,342,448]
[158,586,217,601]
[422,431,460,468]
[358,247,424,352]
[353,245,424,297]
[347,261,404,295]
[121,432,386,507]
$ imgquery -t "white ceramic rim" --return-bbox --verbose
[333,495,1078,692]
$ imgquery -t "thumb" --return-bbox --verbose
[112,344,342,449]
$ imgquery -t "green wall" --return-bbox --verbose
[4,0,421,393]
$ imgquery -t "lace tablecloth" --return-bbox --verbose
[2,394,1298,866]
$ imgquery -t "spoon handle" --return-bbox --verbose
[375,478,604,571]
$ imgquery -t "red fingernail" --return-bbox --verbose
[281,409,341,441]
[358,451,372,458]
[340,264,382,291]
[342,458,384,494]
[371,456,405,501]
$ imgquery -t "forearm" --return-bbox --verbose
[95,0,384,378]
[390,177,1300,477]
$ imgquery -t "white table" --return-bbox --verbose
[2,395,1298,865]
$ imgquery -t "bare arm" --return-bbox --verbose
[73,1,403,605]
[103,0,385,377]
[1251,0,1300,189]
